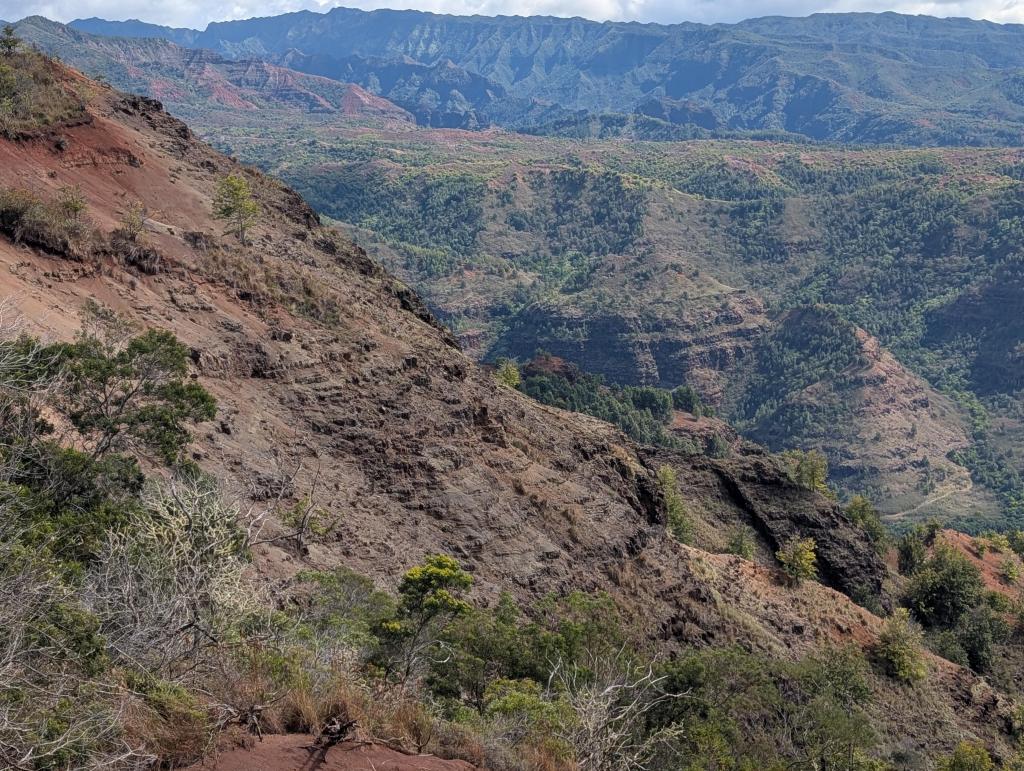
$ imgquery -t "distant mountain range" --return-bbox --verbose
[64,8,1024,145]
[13,17,414,125]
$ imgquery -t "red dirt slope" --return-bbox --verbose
[186,735,475,771]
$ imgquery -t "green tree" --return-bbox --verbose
[845,495,887,553]
[953,605,1005,673]
[939,741,994,771]
[786,449,830,494]
[776,537,817,585]
[212,174,259,245]
[378,554,473,684]
[727,526,756,560]
[898,527,929,575]
[48,305,216,463]
[705,433,730,459]
[495,358,521,388]
[875,608,927,684]
[0,25,19,57]
[1001,557,1021,584]
[671,384,704,415]
[906,544,984,628]
[657,465,693,544]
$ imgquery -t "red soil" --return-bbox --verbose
[185,735,476,771]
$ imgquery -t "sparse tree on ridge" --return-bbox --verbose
[213,174,259,245]
[0,25,19,57]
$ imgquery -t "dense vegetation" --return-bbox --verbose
[294,165,486,275]
[513,355,725,454]
[730,307,864,444]
[897,526,1024,678]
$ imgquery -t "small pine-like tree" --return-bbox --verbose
[875,608,927,684]
[657,465,693,544]
[786,449,830,494]
[495,359,521,388]
[0,25,19,57]
[212,174,259,245]
[727,526,755,560]
[776,537,817,584]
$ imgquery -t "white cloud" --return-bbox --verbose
[2,0,1022,29]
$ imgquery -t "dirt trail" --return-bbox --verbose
[888,471,975,521]
[184,735,476,771]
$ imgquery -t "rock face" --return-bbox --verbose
[497,292,769,395]
[648,445,889,603]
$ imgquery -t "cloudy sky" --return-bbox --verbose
[4,0,1023,29]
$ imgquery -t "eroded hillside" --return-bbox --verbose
[2,50,1023,768]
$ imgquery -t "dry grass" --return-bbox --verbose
[0,51,89,138]
[0,185,98,259]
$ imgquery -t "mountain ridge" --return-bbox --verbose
[67,7,1024,145]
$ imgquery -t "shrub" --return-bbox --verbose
[905,544,984,629]
[726,525,756,560]
[776,537,817,584]
[1002,557,1021,584]
[494,358,521,388]
[845,495,887,553]
[952,605,1007,673]
[897,527,928,575]
[875,608,927,684]
[1010,530,1024,558]
[0,51,87,137]
[650,646,877,769]
[109,229,164,274]
[118,200,147,242]
[84,475,255,679]
[705,433,730,458]
[657,465,693,544]
[48,305,216,463]
[939,741,994,771]
[671,384,705,415]
[0,185,95,259]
